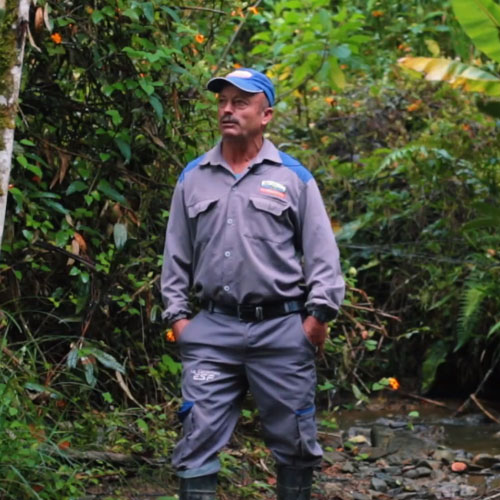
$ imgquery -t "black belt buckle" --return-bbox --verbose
[237,304,263,322]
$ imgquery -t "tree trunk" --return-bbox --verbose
[0,0,30,254]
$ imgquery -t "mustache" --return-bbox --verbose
[221,116,239,124]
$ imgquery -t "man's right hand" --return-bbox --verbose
[172,318,190,341]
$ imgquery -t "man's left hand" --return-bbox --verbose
[302,315,328,355]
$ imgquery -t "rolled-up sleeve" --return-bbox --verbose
[161,180,193,324]
[299,178,345,315]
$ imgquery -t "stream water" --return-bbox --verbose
[331,397,500,456]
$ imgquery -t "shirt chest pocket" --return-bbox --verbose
[244,196,293,243]
[187,198,219,242]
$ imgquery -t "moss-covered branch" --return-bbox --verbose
[0,0,29,251]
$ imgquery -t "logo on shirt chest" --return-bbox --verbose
[260,180,287,199]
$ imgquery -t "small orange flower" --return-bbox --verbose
[233,63,242,69]
[325,97,336,105]
[340,64,348,70]
[195,34,205,44]
[462,123,471,131]
[311,86,320,92]
[407,99,422,112]
[231,8,244,17]
[372,10,384,17]
[58,440,71,450]
[85,6,93,14]
[388,377,400,390]
[166,329,176,342]
[352,101,361,108]
[51,33,62,44]
[249,6,259,15]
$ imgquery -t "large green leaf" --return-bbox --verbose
[398,57,500,96]
[421,340,449,393]
[452,0,500,64]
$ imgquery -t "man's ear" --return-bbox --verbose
[262,107,273,126]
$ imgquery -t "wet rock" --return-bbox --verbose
[429,481,461,498]
[373,472,402,489]
[352,493,371,500]
[472,453,500,468]
[365,446,391,460]
[432,448,456,464]
[370,425,394,448]
[374,417,408,429]
[324,450,348,463]
[458,484,477,497]
[403,466,433,479]
[323,481,354,499]
[393,493,421,500]
[380,465,402,475]
[370,477,388,492]
[489,476,500,489]
[415,459,440,470]
[341,462,356,473]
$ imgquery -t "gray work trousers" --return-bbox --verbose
[172,310,322,478]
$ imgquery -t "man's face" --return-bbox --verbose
[217,84,273,141]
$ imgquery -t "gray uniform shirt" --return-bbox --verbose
[161,139,345,323]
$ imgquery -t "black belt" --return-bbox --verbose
[202,299,305,322]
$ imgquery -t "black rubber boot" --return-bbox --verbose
[179,473,217,500]
[276,466,313,500]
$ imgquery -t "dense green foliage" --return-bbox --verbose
[1,0,499,497]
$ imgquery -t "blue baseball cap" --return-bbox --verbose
[207,68,275,106]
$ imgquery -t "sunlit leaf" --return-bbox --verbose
[452,0,500,64]
[113,223,127,251]
[398,57,500,96]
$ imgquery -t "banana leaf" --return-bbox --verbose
[452,0,500,64]
[398,57,500,97]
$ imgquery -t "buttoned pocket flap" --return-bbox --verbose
[187,198,218,218]
[249,196,289,217]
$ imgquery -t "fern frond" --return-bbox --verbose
[373,145,467,178]
[455,280,487,351]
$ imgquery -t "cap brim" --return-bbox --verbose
[206,77,262,95]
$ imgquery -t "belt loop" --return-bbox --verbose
[255,306,264,321]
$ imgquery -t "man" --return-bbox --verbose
[161,68,345,500]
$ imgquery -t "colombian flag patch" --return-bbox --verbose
[260,180,287,198]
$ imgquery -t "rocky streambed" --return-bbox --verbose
[315,415,500,500]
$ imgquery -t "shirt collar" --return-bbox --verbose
[199,138,282,169]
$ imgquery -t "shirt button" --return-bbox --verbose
[227,218,233,225]
[224,251,231,257]
[223,285,230,292]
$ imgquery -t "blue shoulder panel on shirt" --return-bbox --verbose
[179,154,206,183]
[279,151,313,183]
